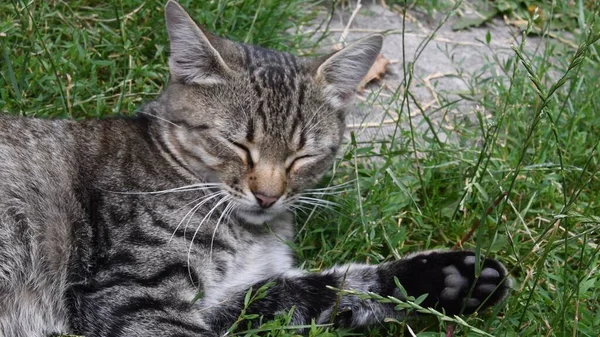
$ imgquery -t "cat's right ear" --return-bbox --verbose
[165,0,232,85]
[315,35,383,109]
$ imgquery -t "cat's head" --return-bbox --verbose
[154,0,381,224]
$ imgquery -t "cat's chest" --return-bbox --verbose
[201,218,296,306]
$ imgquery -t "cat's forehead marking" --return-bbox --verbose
[241,44,299,75]
[233,44,313,152]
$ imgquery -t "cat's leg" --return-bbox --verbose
[0,213,70,337]
[202,250,510,333]
[337,250,511,327]
[71,285,219,337]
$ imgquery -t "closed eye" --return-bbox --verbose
[286,154,314,172]
[230,141,254,168]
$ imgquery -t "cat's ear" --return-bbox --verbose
[164,0,232,85]
[315,35,383,108]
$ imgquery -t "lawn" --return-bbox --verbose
[1,0,600,336]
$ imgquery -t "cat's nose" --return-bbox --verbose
[253,192,279,208]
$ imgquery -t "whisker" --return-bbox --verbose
[294,200,336,212]
[187,195,231,286]
[226,201,236,223]
[304,180,356,192]
[289,197,339,214]
[297,196,338,206]
[168,195,208,216]
[139,111,183,128]
[169,191,223,243]
[287,204,312,215]
[182,192,225,236]
[209,201,234,261]
[301,190,347,196]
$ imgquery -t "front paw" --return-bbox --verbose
[381,250,511,315]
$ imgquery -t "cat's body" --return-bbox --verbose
[0,2,509,336]
[0,115,297,336]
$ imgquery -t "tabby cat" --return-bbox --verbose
[0,1,510,336]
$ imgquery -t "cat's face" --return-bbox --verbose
[156,1,381,224]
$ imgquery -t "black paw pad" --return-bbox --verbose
[438,252,510,315]
[387,250,511,316]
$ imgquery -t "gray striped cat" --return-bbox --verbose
[0,1,510,336]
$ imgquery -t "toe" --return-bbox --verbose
[440,287,461,301]
[445,274,467,288]
[465,297,481,308]
[477,283,497,294]
[464,255,476,266]
[481,267,500,279]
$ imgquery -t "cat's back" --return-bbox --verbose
[0,115,78,199]
[0,114,75,153]
[0,114,82,236]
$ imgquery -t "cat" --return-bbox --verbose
[0,1,510,336]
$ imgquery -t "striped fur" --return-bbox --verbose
[0,1,510,336]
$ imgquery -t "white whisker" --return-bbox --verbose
[297,196,338,206]
[295,200,336,212]
[182,192,225,236]
[304,180,356,192]
[287,204,312,215]
[301,190,347,196]
[139,110,184,128]
[169,191,223,243]
[187,195,231,286]
[209,201,234,262]
[168,196,207,216]
[225,201,236,224]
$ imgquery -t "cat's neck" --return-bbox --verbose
[72,114,200,193]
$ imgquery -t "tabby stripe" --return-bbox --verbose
[252,82,262,98]
[147,211,235,254]
[85,189,111,272]
[107,251,138,268]
[265,67,276,89]
[82,262,201,293]
[105,296,192,336]
[152,128,197,178]
[157,317,212,334]
[289,112,300,142]
[296,82,307,150]
[170,119,210,131]
[246,117,254,142]
[255,46,269,60]
[256,100,268,132]
[177,141,214,168]
[126,226,166,247]
[241,44,253,67]
[289,53,299,69]
[282,53,297,77]
[336,110,345,124]
[283,96,293,120]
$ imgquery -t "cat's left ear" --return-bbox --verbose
[315,35,383,108]
[164,0,232,85]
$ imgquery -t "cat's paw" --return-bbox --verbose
[434,252,510,315]
[382,250,511,315]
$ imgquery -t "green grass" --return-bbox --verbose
[2,0,600,336]
[0,0,319,118]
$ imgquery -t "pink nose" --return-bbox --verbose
[253,193,279,208]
